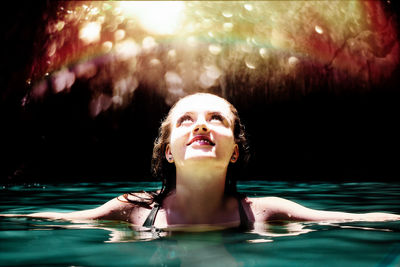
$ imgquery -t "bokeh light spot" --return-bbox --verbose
[288,56,299,66]
[102,41,113,53]
[142,36,157,51]
[115,39,140,60]
[114,29,126,41]
[79,22,101,44]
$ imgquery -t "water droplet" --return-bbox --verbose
[47,43,57,57]
[142,36,157,51]
[97,16,105,24]
[315,25,323,34]
[288,56,299,66]
[202,19,212,28]
[187,36,197,46]
[149,58,161,67]
[165,71,183,91]
[223,22,233,32]
[102,41,113,53]
[241,44,252,53]
[205,65,221,80]
[199,72,215,89]
[209,44,222,55]
[167,49,177,61]
[21,95,28,107]
[52,69,76,93]
[56,21,65,31]
[114,29,125,41]
[102,3,112,11]
[222,11,233,18]
[245,58,257,69]
[89,7,100,16]
[115,15,125,25]
[115,39,140,60]
[259,48,269,59]
[79,22,101,44]
[113,7,122,16]
[112,95,123,106]
[244,4,253,11]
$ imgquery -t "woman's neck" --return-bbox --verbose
[170,165,228,224]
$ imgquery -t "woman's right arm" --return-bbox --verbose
[253,196,400,222]
[0,196,133,222]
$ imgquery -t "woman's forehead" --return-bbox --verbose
[172,94,233,117]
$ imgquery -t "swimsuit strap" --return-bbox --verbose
[142,203,160,228]
[237,197,250,229]
[142,198,250,228]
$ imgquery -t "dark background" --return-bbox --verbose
[1,1,399,184]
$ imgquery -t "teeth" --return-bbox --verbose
[193,139,212,145]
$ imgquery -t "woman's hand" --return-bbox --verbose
[359,212,400,222]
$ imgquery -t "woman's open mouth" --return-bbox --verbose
[187,135,215,146]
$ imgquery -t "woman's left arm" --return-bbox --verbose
[253,197,400,222]
[0,196,132,222]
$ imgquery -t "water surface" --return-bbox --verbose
[1,181,399,266]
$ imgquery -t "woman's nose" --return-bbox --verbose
[193,121,209,134]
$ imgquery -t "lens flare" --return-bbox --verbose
[27,1,400,113]
[119,1,185,35]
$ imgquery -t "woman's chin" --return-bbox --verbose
[181,146,230,165]
[184,153,216,161]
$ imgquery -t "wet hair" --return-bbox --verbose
[122,93,250,206]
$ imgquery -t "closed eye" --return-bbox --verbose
[210,114,224,122]
[177,115,193,126]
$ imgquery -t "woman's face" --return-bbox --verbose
[166,94,238,170]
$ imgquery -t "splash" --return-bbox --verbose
[27,1,399,115]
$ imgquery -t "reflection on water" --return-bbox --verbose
[2,216,399,266]
[6,217,394,243]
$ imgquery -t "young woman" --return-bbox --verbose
[1,93,399,229]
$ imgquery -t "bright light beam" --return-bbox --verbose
[119,1,185,35]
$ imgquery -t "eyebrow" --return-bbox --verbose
[177,111,226,118]
[176,112,194,119]
[176,111,232,127]
[210,111,231,127]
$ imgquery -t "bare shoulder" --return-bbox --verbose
[115,192,157,225]
[119,191,156,204]
[85,192,153,222]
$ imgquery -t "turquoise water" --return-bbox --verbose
[1,181,399,267]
